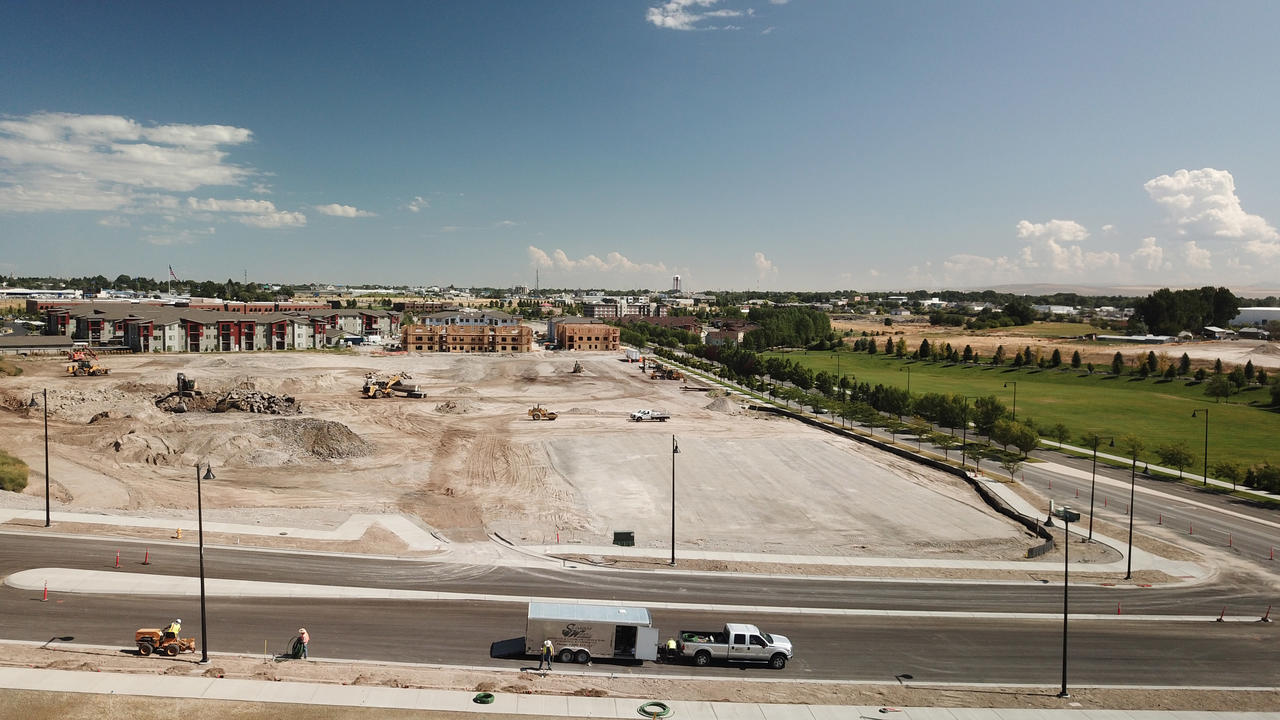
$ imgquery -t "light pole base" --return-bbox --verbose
[1057,691,1070,698]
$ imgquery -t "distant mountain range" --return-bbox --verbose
[970,283,1280,298]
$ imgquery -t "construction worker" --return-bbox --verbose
[665,637,677,661]
[163,618,181,642]
[296,628,310,659]
[538,639,553,672]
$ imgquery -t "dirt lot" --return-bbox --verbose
[0,350,1038,558]
[833,318,1280,370]
[1,643,1277,714]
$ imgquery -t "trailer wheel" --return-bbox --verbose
[575,649,591,664]
[693,650,711,667]
[164,644,179,656]
[137,643,153,656]
[558,648,574,664]
[769,653,787,669]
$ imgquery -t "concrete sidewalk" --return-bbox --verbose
[0,666,1272,719]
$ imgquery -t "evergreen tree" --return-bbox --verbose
[992,345,1005,365]
[884,337,894,354]
[1070,350,1081,369]
[1050,348,1062,367]
[1111,351,1124,375]
[918,338,931,359]
[1179,353,1191,376]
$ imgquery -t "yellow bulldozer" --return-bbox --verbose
[362,372,425,398]
[528,404,558,421]
[66,349,110,376]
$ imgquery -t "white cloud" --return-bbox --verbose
[646,0,751,31]
[0,111,312,237]
[495,219,517,228]
[238,210,306,228]
[753,251,776,276]
[1101,224,1115,233]
[527,246,667,274]
[761,26,775,34]
[404,195,429,213]
[1015,218,1091,272]
[1144,168,1280,258]
[1183,240,1212,270]
[1130,237,1166,271]
[314,203,375,218]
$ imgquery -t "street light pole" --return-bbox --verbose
[1192,408,1209,488]
[1125,452,1136,580]
[900,366,910,395]
[960,396,978,470]
[195,463,215,663]
[1085,436,1113,542]
[670,436,678,567]
[1003,381,1017,422]
[1055,506,1080,698]
[29,391,51,527]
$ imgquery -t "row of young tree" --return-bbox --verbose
[661,344,1280,488]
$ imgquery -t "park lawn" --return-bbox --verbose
[764,349,1280,470]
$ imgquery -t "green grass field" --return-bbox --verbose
[0,450,29,493]
[764,349,1280,469]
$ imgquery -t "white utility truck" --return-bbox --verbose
[629,409,670,422]
[525,602,660,664]
[677,623,793,669]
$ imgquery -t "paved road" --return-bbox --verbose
[5,589,1277,686]
[2,534,1276,617]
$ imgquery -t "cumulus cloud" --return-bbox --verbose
[1014,219,1093,272]
[646,0,752,30]
[1183,240,1212,270]
[1130,237,1166,272]
[753,251,777,278]
[97,215,130,228]
[527,246,668,274]
[184,196,306,228]
[404,195,429,213]
[1144,168,1280,258]
[1101,224,1115,233]
[0,111,310,236]
[314,203,375,218]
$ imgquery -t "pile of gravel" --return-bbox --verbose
[262,418,373,459]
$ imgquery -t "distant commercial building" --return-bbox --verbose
[672,275,681,293]
[1234,307,1280,326]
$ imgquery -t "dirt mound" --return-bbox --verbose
[564,407,599,415]
[263,418,373,460]
[435,399,476,414]
[705,397,740,414]
[156,389,301,415]
[213,389,301,414]
[447,386,480,396]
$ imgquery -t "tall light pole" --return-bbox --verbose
[1120,436,1143,581]
[28,391,51,527]
[195,462,215,663]
[1055,505,1081,698]
[960,396,978,470]
[1191,408,1209,487]
[900,366,911,395]
[1003,381,1017,422]
[1084,434,1113,542]
[670,436,678,567]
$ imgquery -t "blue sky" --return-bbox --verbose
[3,1,1280,292]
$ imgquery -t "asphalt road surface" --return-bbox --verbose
[5,592,1277,686]
[1,534,1276,617]
[2,535,1278,686]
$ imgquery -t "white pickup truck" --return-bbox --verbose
[629,409,670,422]
[677,623,793,669]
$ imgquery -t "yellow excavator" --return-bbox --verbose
[362,372,424,398]
[66,348,110,376]
[528,404,558,421]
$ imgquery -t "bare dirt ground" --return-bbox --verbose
[1,643,1276,714]
[833,318,1280,370]
[0,350,1039,559]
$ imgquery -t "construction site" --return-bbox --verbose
[0,349,1043,559]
